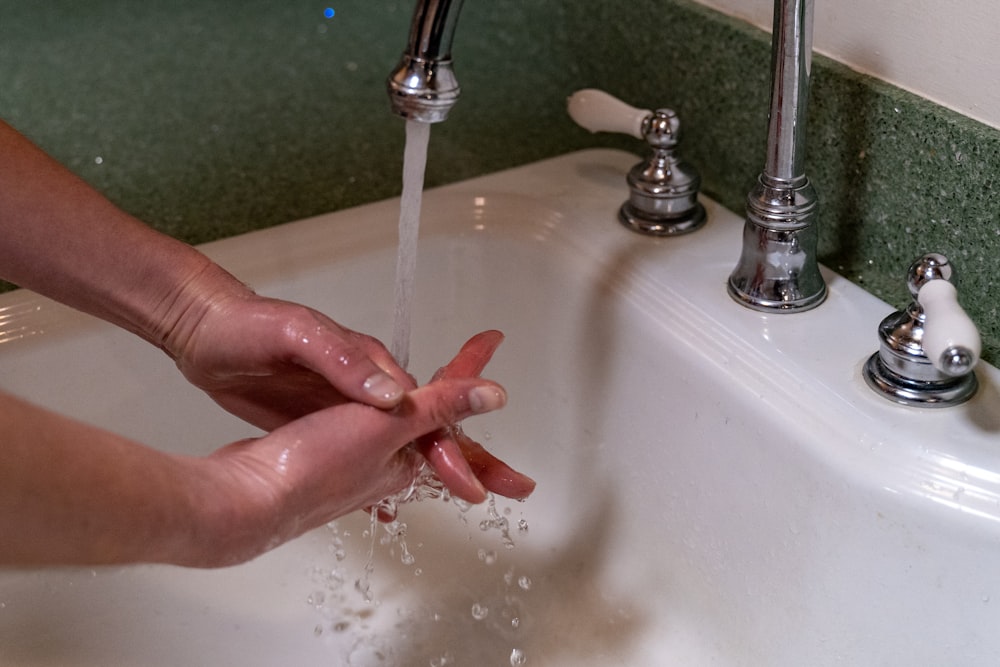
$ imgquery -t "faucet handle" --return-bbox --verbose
[863,252,980,407]
[566,89,705,236]
[566,89,651,140]
[912,256,981,375]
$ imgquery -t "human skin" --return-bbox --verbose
[0,120,533,568]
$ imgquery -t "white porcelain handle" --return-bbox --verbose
[567,89,650,140]
[918,279,981,375]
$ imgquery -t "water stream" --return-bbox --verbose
[390,120,431,370]
[327,119,532,664]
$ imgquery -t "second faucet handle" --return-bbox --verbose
[912,255,981,376]
[863,253,981,407]
[567,89,705,236]
[566,88,652,139]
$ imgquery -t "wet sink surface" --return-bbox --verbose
[1,149,999,666]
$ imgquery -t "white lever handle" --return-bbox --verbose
[918,279,981,375]
[567,89,650,140]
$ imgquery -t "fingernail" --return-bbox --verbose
[363,371,405,403]
[468,385,506,414]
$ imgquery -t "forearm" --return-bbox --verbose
[0,390,247,567]
[0,119,249,349]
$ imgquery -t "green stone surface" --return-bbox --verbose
[1,0,997,362]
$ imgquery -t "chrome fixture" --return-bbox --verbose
[728,0,826,312]
[387,0,466,123]
[567,89,705,236]
[863,253,981,408]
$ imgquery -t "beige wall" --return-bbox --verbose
[694,0,1000,130]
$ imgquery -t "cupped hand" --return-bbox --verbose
[167,289,411,431]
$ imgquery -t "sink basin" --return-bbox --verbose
[1,149,999,665]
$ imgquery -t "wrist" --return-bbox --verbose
[139,258,254,360]
[174,446,291,568]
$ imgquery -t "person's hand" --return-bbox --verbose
[413,330,536,504]
[163,285,410,431]
[196,371,508,567]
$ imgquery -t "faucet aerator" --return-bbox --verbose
[387,0,466,124]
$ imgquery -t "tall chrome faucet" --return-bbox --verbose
[728,0,827,312]
[387,0,466,123]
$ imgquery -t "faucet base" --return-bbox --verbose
[619,201,706,237]
[727,218,827,312]
[863,352,978,408]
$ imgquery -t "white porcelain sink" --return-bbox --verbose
[1,149,999,666]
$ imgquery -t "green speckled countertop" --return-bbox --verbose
[1,0,998,363]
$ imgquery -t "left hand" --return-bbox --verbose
[165,286,411,431]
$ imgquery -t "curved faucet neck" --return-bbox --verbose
[386,0,467,124]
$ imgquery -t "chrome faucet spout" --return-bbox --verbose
[764,0,812,181]
[728,0,827,312]
[387,0,466,124]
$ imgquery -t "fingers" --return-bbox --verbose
[415,428,489,503]
[452,427,536,500]
[430,330,504,381]
[284,310,412,409]
[417,330,535,503]
[416,424,536,503]
[382,379,507,461]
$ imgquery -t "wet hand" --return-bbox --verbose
[199,374,507,566]
[414,330,536,504]
[167,290,410,431]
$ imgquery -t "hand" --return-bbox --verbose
[198,373,509,566]
[414,330,536,504]
[165,286,411,431]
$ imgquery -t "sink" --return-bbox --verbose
[1,149,999,665]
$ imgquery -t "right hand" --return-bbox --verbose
[413,330,536,505]
[194,372,508,567]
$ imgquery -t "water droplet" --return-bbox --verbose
[478,548,497,565]
[518,519,529,533]
[471,603,489,620]
[510,648,527,665]
[518,575,532,591]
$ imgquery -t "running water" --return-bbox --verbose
[390,119,432,370]
[352,119,435,602]
[328,119,533,664]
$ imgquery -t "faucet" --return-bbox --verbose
[386,0,466,123]
[727,0,827,312]
[863,253,981,407]
[566,89,706,236]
